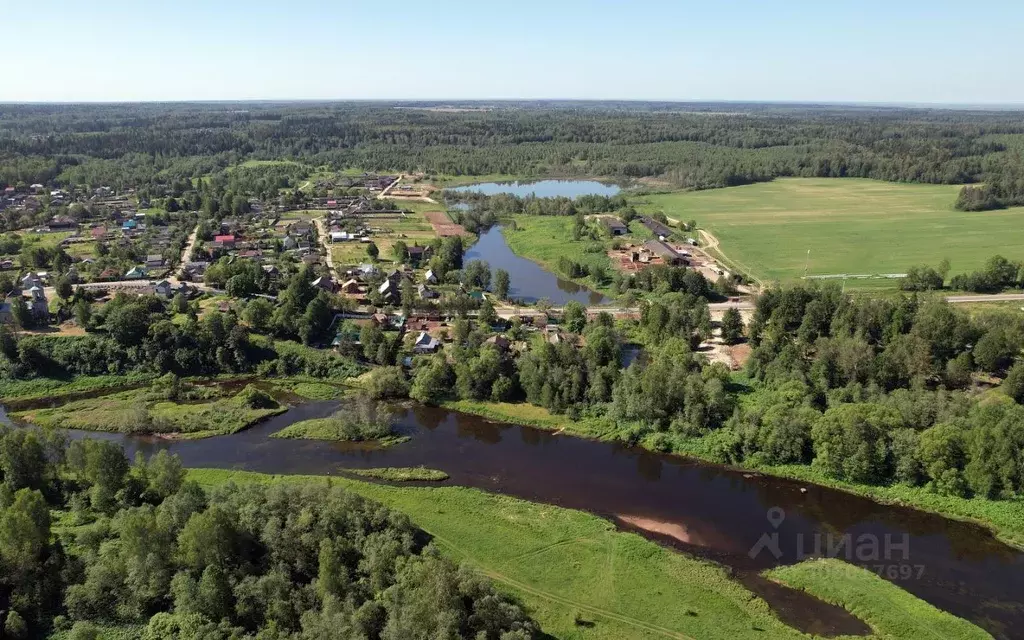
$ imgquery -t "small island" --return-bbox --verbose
[346,467,449,482]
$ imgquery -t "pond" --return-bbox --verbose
[464,226,610,306]
[451,179,621,199]
[4,398,1023,638]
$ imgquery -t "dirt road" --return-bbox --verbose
[313,217,337,277]
[177,224,200,277]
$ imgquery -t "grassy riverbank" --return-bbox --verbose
[445,399,1024,550]
[0,373,159,403]
[188,469,989,640]
[13,386,286,439]
[345,466,449,481]
[764,559,991,640]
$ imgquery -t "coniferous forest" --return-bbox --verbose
[1,102,1023,209]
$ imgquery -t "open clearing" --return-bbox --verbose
[641,178,1024,285]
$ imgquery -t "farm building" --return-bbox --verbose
[601,217,628,236]
[643,239,685,265]
[640,217,674,239]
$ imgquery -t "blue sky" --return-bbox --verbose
[3,0,1022,104]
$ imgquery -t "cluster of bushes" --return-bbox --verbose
[0,429,539,638]
[901,255,1024,293]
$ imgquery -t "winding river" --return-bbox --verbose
[4,399,1022,638]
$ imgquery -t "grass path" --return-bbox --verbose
[427,527,696,640]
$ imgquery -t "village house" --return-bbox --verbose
[407,245,433,264]
[21,272,43,290]
[417,283,439,300]
[340,278,361,294]
[413,331,440,354]
[378,279,399,303]
[484,335,511,351]
[155,280,173,297]
[312,275,337,293]
[27,286,48,321]
[145,254,165,268]
[47,215,77,231]
[124,266,148,280]
[214,234,236,249]
[423,269,438,284]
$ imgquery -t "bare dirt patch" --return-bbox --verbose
[425,210,471,237]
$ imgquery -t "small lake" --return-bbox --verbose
[4,399,1023,639]
[451,180,621,199]
[465,226,610,306]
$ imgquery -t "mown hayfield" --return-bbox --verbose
[642,178,1024,285]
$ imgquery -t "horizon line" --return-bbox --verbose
[1,98,1023,111]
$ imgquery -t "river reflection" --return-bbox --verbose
[464,226,609,305]
[3,400,1023,638]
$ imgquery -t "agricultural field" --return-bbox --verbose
[190,470,990,640]
[640,178,1024,286]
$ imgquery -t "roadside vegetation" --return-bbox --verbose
[764,559,991,640]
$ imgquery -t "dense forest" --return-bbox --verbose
[2,102,1023,209]
[0,429,538,639]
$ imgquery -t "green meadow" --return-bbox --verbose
[641,178,1024,286]
[765,559,991,639]
[502,216,615,294]
[187,470,991,640]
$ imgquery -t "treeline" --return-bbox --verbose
[955,153,1024,211]
[718,286,1024,498]
[0,285,360,383]
[902,255,1024,293]
[3,103,1023,199]
[0,430,538,638]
